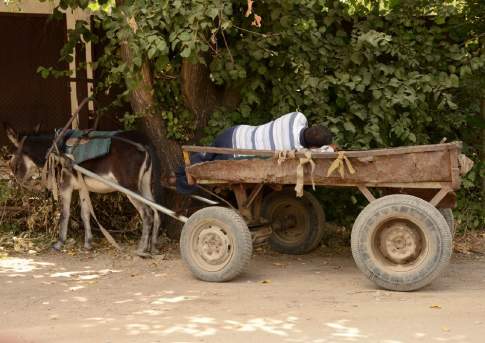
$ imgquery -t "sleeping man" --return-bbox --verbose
[176,111,334,193]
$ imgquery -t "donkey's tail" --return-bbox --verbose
[146,144,163,206]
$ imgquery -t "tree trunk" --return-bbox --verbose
[113,1,186,237]
[120,49,182,171]
[481,93,485,204]
[114,1,241,238]
[181,59,240,143]
[180,60,216,142]
[480,36,485,207]
[118,42,188,237]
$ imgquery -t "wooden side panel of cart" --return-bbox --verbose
[182,142,471,209]
[184,142,461,189]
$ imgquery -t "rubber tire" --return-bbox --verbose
[351,194,452,291]
[180,206,253,282]
[262,189,325,255]
[439,208,456,238]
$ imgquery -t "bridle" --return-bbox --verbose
[9,135,46,192]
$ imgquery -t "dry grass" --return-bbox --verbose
[454,231,485,255]
[0,156,143,255]
[0,155,483,258]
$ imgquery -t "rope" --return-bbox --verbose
[41,151,121,250]
[295,150,315,197]
[275,150,296,165]
[44,97,89,160]
[38,97,123,250]
[41,153,71,201]
[274,149,315,197]
[326,151,356,178]
[274,149,357,196]
[76,170,122,250]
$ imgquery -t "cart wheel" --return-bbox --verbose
[439,208,456,237]
[180,206,252,282]
[351,194,452,291]
[262,189,325,255]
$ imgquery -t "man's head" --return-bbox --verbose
[302,125,333,148]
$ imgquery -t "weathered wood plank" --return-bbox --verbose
[186,145,459,190]
[183,141,462,159]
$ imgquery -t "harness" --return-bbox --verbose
[42,98,147,251]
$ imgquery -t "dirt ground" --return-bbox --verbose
[0,245,484,343]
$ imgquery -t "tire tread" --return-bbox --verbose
[351,194,452,291]
[180,207,252,282]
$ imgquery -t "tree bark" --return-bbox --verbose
[181,59,240,143]
[114,0,241,237]
[480,36,485,207]
[481,93,485,203]
[118,44,182,173]
[113,0,186,237]
[118,42,189,237]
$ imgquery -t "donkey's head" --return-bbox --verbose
[3,123,47,183]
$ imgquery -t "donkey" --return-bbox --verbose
[4,123,162,257]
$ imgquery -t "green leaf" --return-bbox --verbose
[147,47,157,59]
[350,52,363,65]
[343,121,356,133]
[449,74,459,88]
[156,39,168,52]
[180,47,191,58]
[37,66,50,79]
[207,7,219,19]
[435,16,445,25]
[372,89,382,99]
[179,31,191,42]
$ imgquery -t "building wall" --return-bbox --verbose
[0,0,96,147]
[0,11,71,147]
[0,0,58,14]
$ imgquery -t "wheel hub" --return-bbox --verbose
[273,215,297,231]
[197,226,230,265]
[379,223,421,264]
[271,204,307,243]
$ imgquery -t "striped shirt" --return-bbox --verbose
[232,112,308,150]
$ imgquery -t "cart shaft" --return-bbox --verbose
[73,164,189,223]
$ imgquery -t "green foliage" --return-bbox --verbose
[119,111,143,129]
[0,181,12,204]
[44,0,483,230]
[205,1,483,149]
[161,109,196,140]
[50,0,237,140]
[456,161,485,232]
[36,66,71,79]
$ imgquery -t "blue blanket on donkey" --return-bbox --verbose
[61,130,119,164]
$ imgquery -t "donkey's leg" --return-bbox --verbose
[53,174,74,251]
[79,192,93,250]
[151,211,161,254]
[139,166,162,254]
[127,195,153,257]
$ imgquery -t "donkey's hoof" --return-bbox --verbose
[52,242,63,251]
[135,250,152,258]
[150,246,161,255]
[84,244,93,251]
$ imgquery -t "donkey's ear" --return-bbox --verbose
[3,122,20,147]
[33,123,41,134]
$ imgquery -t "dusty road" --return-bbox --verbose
[0,247,484,343]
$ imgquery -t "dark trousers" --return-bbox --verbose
[176,127,236,194]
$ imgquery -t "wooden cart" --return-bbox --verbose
[179,141,473,291]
